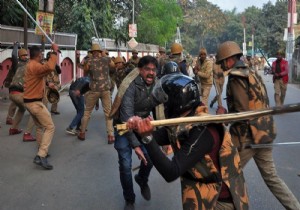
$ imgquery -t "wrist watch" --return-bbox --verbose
[141,135,153,144]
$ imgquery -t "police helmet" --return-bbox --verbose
[152,74,200,118]
[160,61,180,76]
[216,41,242,64]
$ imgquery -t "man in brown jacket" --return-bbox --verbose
[23,43,59,170]
[193,48,213,106]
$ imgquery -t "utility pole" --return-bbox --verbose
[175,23,181,44]
[287,0,297,82]
[23,0,28,49]
[242,16,247,56]
[252,26,255,58]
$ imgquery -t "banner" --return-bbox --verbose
[129,24,137,38]
[35,11,54,35]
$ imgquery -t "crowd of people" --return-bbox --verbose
[1,40,299,210]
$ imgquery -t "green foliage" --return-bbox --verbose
[137,0,182,46]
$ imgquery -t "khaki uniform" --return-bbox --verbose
[167,107,248,210]
[9,60,34,132]
[210,64,225,107]
[127,57,140,70]
[226,64,300,210]
[194,58,213,106]
[81,56,114,137]
[24,53,57,157]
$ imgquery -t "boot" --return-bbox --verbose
[23,133,36,142]
[9,128,23,135]
[33,155,53,170]
[77,132,85,141]
[6,117,13,125]
[209,99,216,108]
[134,174,151,201]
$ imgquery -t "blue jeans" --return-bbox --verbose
[114,130,153,202]
[68,90,85,130]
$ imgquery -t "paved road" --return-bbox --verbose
[0,71,299,210]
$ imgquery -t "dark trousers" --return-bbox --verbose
[68,90,84,130]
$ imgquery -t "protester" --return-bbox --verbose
[110,55,158,210]
[66,77,90,135]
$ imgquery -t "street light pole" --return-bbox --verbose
[132,0,134,24]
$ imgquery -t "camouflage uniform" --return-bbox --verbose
[226,60,300,210]
[114,66,130,89]
[127,56,140,71]
[158,107,249,210]
[193,57,213,106]
[210,64,225,108]
[80,56,114,138]
[44,67,61,113]
[9,60,35,132]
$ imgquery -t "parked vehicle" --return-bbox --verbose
[264,57,276,75]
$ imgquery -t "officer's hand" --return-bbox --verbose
[216,105,228,115]
[135,116,153,136]
[127,116,142,131]
[134,146,147,165]
[48,82,55,89]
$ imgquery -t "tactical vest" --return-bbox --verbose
[88,57,111,92]
[166,106,248,210]
[227,68,277,145]
[9,61,27,92]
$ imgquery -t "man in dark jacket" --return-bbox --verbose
[110,56,158,210]
[66,77,90,135]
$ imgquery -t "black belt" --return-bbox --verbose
[24,98,43,103]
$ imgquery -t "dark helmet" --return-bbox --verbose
[152,74,200,118]
[161,61,180,76]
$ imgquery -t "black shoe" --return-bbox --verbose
[124,201,135,210]
[134,174,151,201]
[209,101,215,108]
[33,155,53,170]
[51,111,60,115]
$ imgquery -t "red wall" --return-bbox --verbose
[0,58,12,96]
[60,57,73,86]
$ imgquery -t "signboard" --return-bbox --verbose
[129,24,137,38]
[128,38,138,49]
[35,11,54,35]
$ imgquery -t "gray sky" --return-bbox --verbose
[209,0,277,12]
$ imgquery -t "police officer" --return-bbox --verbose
[78,44,115,144]
[127,49,140,71]
[127,74,249,210]
[193,48,213,106]
[215,41,300,210]
[168,43,188,76]
[8,48,36,142]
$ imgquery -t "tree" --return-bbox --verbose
[136,0,182,46]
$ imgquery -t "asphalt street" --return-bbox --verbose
[0,71,299,210]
